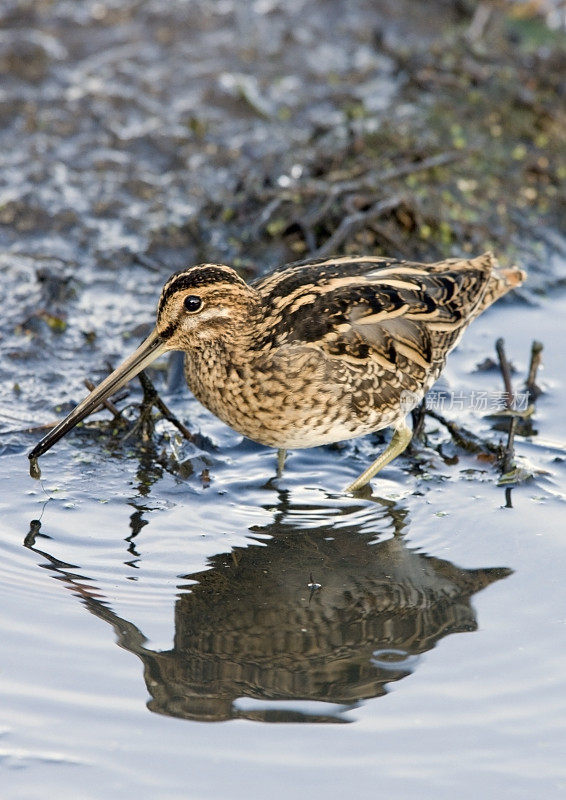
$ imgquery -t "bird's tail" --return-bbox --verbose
[475,251,526,315]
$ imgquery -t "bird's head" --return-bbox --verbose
[155,264,259,350]
[28,264,257,461]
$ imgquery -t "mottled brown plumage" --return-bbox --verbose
[29,252,525,490]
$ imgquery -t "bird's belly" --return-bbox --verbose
[196,391,402,449]
[185,355,422,450]
[245,417,398,449]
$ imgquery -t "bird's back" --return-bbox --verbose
[253,252,524,366]
[241,252,525,447]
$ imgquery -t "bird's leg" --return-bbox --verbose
[276,448,287,478]
[345,419,412,492]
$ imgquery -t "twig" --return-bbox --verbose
[465,2,493,44]
[314,195,403,258]
[3,421,60,436]
[293,220,317,254]
[6,376,125,437]
[254,150,470,240]
[355,150,469,187]
[426,408,498,454]
[251,196,284,236]
[526,340,543,401]
[300,193,336,231]
[301,151,469,200]
[495,338,514,409]
[132,252,165,272]
[137,371,195,443]
[257,151,470,211]
[84,380,122,419]
[509,213,566,256]
[502,415,518,474]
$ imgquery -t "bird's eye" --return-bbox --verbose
[184,295,202,313]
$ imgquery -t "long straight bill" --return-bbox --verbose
[29,330,168,460]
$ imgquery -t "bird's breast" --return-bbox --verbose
[182,347,407,449]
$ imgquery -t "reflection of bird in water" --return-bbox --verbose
[25,500,511,724]
[29,253,524,490]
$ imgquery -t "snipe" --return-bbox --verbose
[29,253,525,490]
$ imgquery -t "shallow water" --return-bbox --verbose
[2,295,566,799]
[1,1,566,798]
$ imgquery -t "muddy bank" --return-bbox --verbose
[1,0,564,463]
